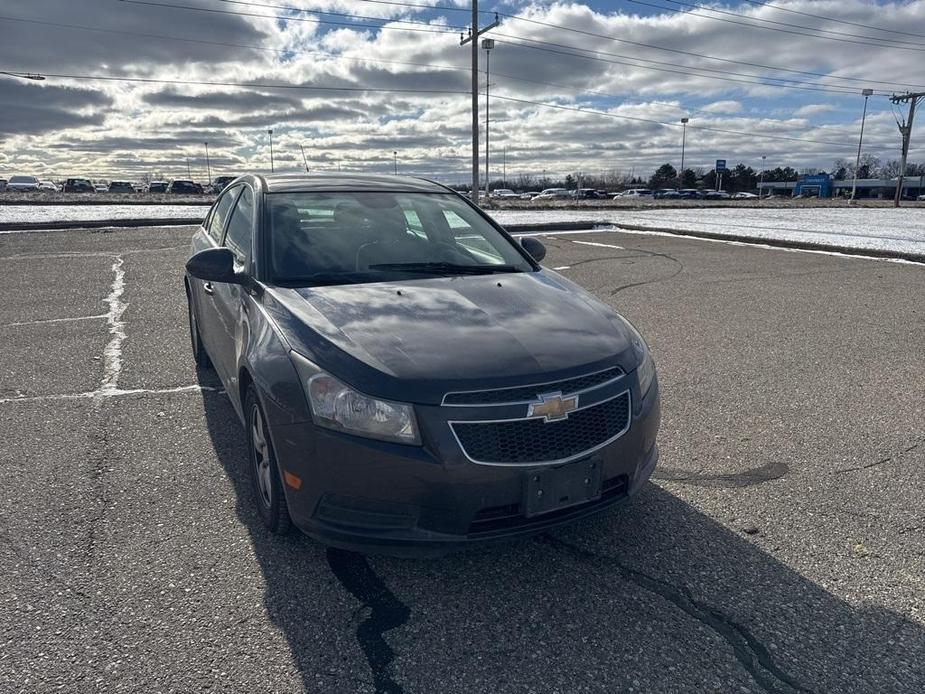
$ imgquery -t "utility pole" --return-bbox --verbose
[461,7,499,205]
[482,38,494,201]
[850,89,874,205]
[890,91,922,207]
[502,147,506,187]
[759,155,766,202]
[204,142,211,184]
[268,129,274,173]
[679,117,688,190]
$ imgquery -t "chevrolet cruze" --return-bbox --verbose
[185,174,660,554]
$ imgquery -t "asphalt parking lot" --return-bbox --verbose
[1,224,923,694]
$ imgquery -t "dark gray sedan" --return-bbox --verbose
[185,174,660,555]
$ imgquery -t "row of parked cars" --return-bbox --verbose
[0,175,237,194]
[484,187,759,201]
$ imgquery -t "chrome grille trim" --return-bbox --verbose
[441,365,625,407]
[448,389,632,466]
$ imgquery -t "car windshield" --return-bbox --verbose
[267,192,535,286]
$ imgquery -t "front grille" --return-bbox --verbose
[443,366,624,405]
[467,475,629,534]
[452,391,630,464]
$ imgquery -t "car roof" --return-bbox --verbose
[254,173,450,194]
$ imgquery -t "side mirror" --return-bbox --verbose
[186,247,246,285]
[520,237,547,263]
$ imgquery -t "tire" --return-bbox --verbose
[186,288,212,368]
[245,386,292,534]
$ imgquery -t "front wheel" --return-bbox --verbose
[186,288,212,368]
[245,386,292,534]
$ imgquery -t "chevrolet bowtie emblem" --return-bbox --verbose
[528,392,579,422]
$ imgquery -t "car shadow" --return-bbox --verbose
[196,372,925,694]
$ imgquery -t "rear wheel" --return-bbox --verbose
[186,287,212,368]
[245,386,292,534]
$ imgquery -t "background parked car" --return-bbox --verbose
[38,180,59,192]
[653,188,681,199]
[167,180,203,194]
[0,178,6,192]
[520,191,540,199]
[571,188,604,199]
[6,175,41,192]
[64,177,94,193]
[918,193,925,201]
[210,176,236,194]
[532,188,570,200]
[147,181,168,194]
[678,189,702,199]
[703,191,731,200]
[615,189,652,198]
[92,180,109,193]
[108,181,135,193]
[732,192,758,199]
[489,188,519,199]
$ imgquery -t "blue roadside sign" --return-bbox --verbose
[716,159,727,172]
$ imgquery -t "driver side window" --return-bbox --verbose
[223,186,255,265]
[207,187,238,243]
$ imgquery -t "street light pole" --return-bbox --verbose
[759,154,766,202]
[851,88,874,204]
[482,38,494,202]
[268,129,274,173]
[204,142,211,184]
[679,117,688,190]
[186,156,191,179]
[393,150,398,175]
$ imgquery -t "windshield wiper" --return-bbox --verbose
[368,262,524,275]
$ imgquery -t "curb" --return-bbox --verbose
[0,218,204,232]
[610,223,925,264]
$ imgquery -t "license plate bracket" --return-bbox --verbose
[524,459,602,517]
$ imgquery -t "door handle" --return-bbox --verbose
[203,282,214,295]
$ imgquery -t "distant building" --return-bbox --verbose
[759,174,925,199]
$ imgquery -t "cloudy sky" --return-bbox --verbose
[1,0,924,183]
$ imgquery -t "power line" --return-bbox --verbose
[209,0,465,31]
[492,12,925,90]
[738,0,925,41]
[490,34,892,96]
[1,71,468,94]
[625,0,925,52]
[118,0,459,34]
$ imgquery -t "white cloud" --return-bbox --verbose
[0,0,923,181]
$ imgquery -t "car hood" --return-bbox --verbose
[263,270,638,404]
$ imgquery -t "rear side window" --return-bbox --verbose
[223,186,254,264]
[207,187,237,242]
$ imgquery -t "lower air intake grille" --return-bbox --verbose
[452,392,630,465]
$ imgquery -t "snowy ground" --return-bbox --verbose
[0,204,210,224]
[490,208,925,256]
[1,204,923,256]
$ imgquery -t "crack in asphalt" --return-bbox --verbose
[609,247,685,295]
[834,440,921,474]
[654,461,789,488]
[326,549,410,694]
[543,535,817,694]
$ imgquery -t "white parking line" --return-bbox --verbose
[571,240,624,250]
[552,266,571,270]
[2,314,108,328]
[0,384,224,405]
[99,256,127,394]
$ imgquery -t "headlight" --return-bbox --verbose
[290,352,420,445]
[623,319,657,397]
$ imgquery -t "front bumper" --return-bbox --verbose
[269,380,660,557]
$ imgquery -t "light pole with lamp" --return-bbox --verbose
[268,129,274,173]
[850,88,874,204]
[759,155,766,202]
[393,151,398,175]
[679,117,689,189]
[482,38,494,201]
[204,142,211,185]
